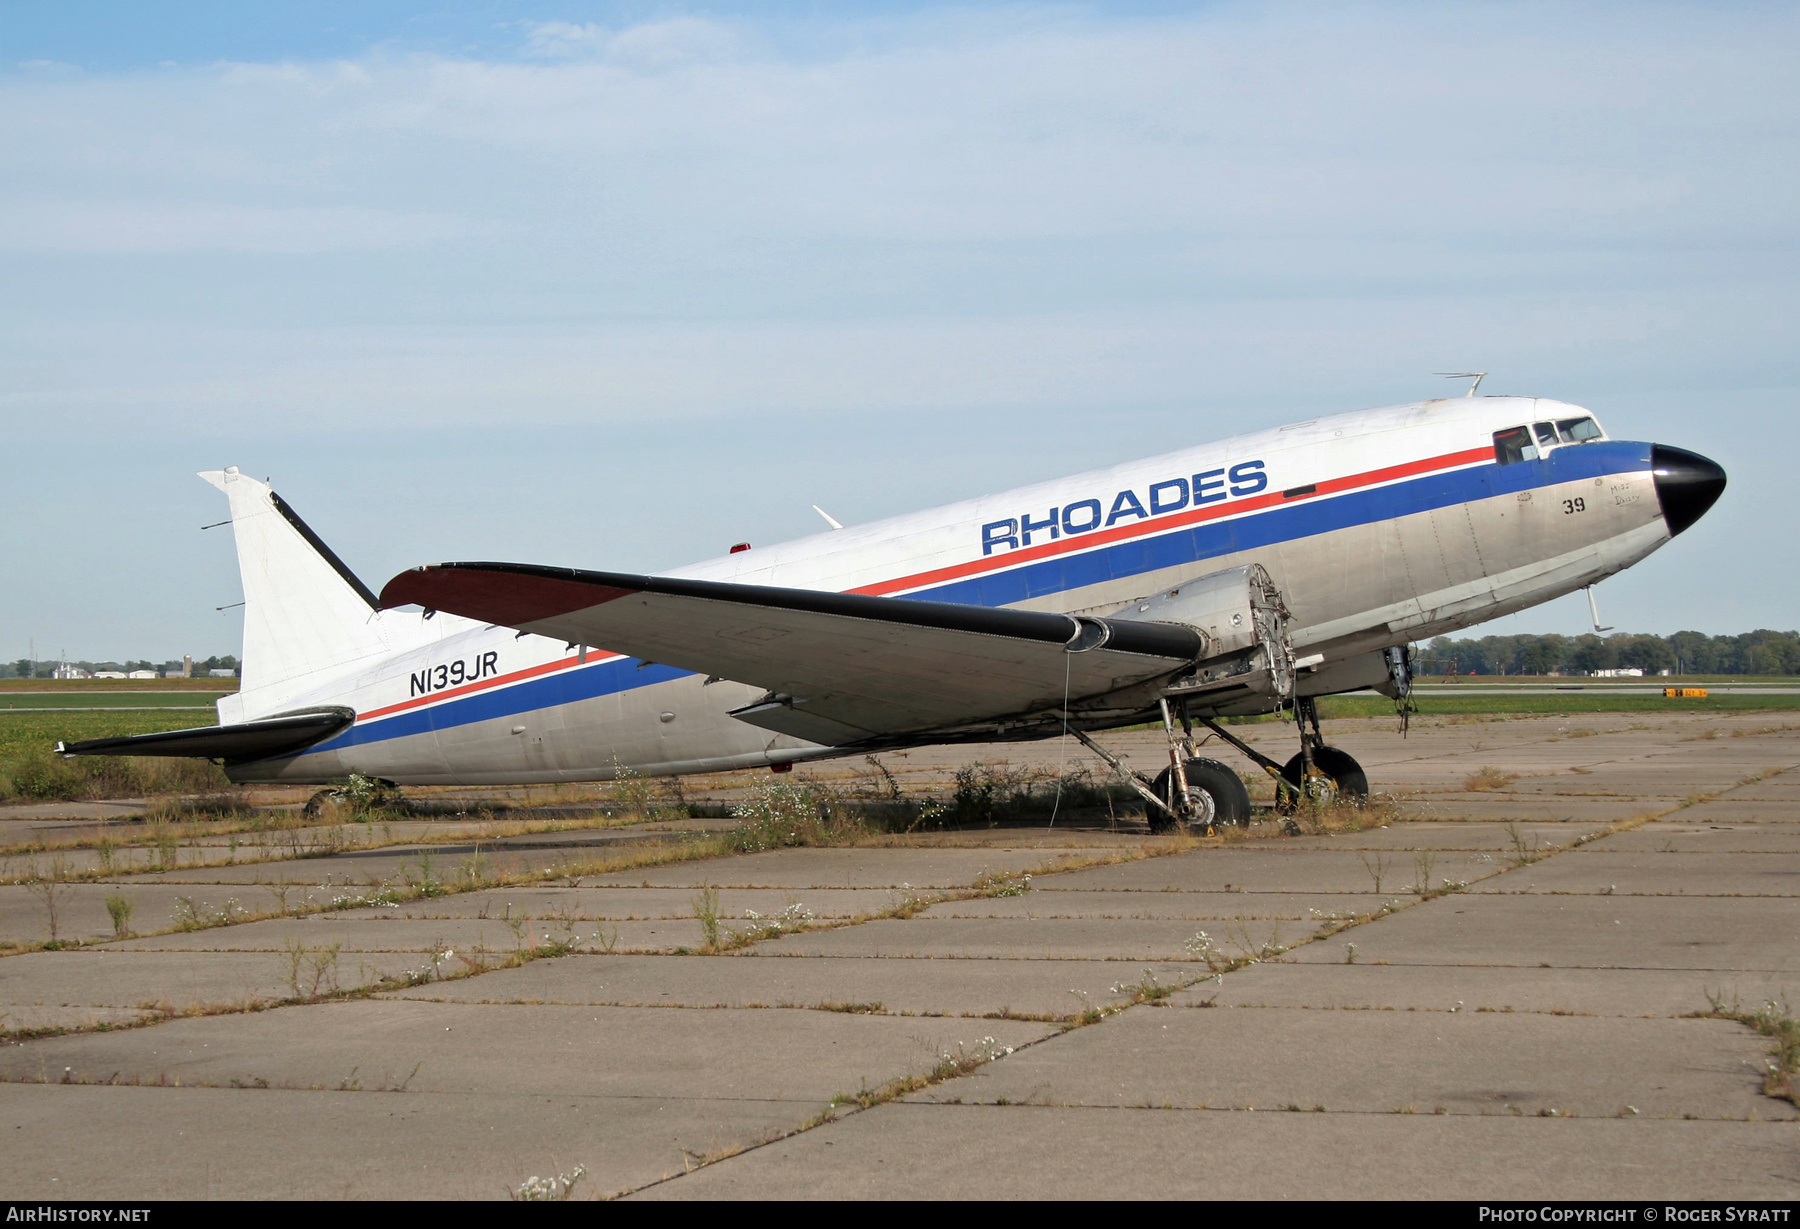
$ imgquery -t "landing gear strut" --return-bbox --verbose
[1070,698,1249,834]
[1186,695,1368,817]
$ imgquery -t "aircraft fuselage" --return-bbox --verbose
[217,395,1718,785]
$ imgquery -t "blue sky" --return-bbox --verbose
[3,1,1795,660]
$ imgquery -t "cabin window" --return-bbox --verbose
[1492,426,1538,465]
[1557,416,1602,443]
[1533,422,1558,448]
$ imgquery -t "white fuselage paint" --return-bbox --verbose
[226,396,1672,785]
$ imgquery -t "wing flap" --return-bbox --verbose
[380,563,1202,742]
[57,708,355,765]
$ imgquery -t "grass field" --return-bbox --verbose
[0,712,228,801]
[0,693,225,710]
[1319,690,1800,719]
[2,682,1797,803]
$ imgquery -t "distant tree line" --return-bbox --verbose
[1416,630,1800,676]
[3,655,240,679]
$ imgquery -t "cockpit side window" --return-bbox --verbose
[1493,426,1537,465]
[1557,416,1603,443]
[1533,422,1558,447]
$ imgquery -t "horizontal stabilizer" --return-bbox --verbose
[57,708,355,765]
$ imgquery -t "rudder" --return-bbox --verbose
[200,467,393,719]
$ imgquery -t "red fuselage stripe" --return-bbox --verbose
[356,444,1493,724]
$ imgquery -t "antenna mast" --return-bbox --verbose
[1436,371,1488,397]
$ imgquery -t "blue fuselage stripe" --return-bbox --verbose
[307,441,1651,756]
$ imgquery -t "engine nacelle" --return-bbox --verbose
[1110,563,1297,706]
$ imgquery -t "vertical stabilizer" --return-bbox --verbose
[200,467,392,719]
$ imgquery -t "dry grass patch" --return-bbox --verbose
[1463,766,1517,792]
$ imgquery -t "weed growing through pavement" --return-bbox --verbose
[974,871,1031,898]
[23,856,75,944]
[500,904,530,951]
[172,896,245,931]
[282,940,342,998]
[408,850,444,898]
[1463,766,1515,792]
[1504,820,1539,866]
[327,888,401,911]
[1358,851,1389,895]
[1184,930,1231,973]
[104,893,132,938]
[887,883,936,919]
[1412,850,1437,897]
[513,1165,587,1201]
[1112,971,1180,1006]
[152,824,179,870]
[693,885,722,949]
[730,902,814,946]
[1701,991,1800,1106]
[728,780,870,851]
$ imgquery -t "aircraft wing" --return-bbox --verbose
[379,563,1201,745]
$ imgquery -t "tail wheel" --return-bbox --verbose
[1275,746,1369,812]
[1148,757,1252,832]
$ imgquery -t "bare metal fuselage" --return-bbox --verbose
[222,396,1680,785]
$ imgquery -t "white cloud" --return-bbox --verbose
[0,3,1794,425]
[0,201,468,253]
[520,17,744,66]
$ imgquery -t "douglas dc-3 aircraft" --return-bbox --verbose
[61,394,1725,831]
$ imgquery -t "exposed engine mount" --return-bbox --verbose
[1110,563,1297,707]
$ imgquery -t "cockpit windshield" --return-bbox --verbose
[1493,426,1537,465]
[1557,417,1603,443]
[1493,415,1604,464]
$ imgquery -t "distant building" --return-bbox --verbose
[207,668,237,678]
[127,669,157,679]
[1590,668,1645,678]
[52,662,91,680]
[93,671,126,679]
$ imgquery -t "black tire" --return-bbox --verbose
[1275,746,1369,810]
[1149,756,1253,831]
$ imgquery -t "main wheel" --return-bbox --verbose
[1274,746,1369,811]
[1148,757,1253,832]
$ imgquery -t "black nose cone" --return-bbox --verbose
[1652,444,1726,536]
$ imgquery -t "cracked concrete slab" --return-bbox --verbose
[1177,960,1792,1019]
[1,711,1794,1200]
[911,1005,1791,1121]
[0,1083,816,1200]
[920,890,1395,920]
[762,915,1288,962]
[1036,849,1498,894]
[1288,893,1800,971]
[385,953,1194,1018]
[629,1103,1800,1200]
[0,999,1054,1103]
[1466,849,1800,896]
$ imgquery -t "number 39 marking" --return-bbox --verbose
[1562,497,1587,514]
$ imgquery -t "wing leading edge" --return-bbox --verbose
[378,563,1202,745]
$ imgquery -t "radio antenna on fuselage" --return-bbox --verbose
[1436,372,1488,397]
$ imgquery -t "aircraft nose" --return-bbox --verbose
[1651,444,1727,536]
